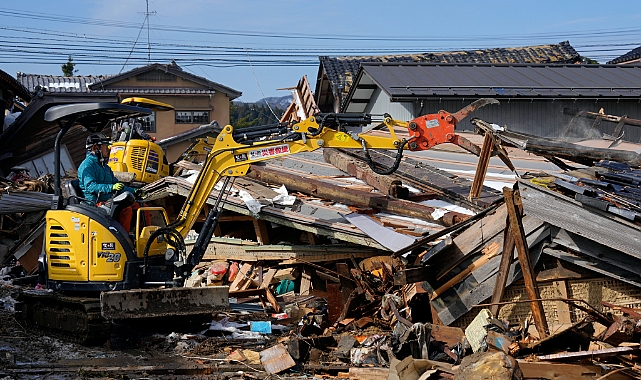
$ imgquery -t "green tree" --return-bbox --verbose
[61,55,77,76]
[581,56,600,64]
[229,101,285,129]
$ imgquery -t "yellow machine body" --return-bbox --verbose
[45,206,169,284]
[46,209,128,282]
[108,140,169,184]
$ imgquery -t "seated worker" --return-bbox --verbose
[115,118,155,142]
[78,132,141,232]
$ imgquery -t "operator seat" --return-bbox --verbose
[65,179,85,205]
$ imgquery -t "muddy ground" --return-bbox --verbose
[0,283,307,380]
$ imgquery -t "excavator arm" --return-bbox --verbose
[170,113,408,238]
[170,98,498,240]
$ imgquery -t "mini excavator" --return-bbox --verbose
[107,97,173,184]
[16,98,497,343]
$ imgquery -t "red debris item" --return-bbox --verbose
[227,262,240,283]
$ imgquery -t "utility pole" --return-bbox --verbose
[143,0,156,64]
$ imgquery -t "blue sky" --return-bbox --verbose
[0,1,640,102]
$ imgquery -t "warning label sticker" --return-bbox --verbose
[249,144,290,161]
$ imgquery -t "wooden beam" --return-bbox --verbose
[553,280,572,325]
[252,219,270,245]
[246,164,469,226]
[430,241,500,300]
[490,199,517,316]
[323,148,401,195]
[469,132,494,200]
[505,187,548,338]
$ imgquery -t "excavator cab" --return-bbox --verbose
[108,97,173,185]
[42,102,176,293]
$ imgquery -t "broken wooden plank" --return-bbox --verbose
[537,345,639,361]
[229,263,253,292]
[300,266,312,296]
[505,187,548,338]
[469,132,494,200]
[348,367,389,380]
[517,360,633,380]
[247,164,469,226]
[431,241,500,300]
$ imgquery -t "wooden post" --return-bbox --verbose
[253,219,270,245]
[504,187,549,338]
[469,132,494,200]
[489,198,518,316]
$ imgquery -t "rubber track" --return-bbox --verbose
[15,291,111,345]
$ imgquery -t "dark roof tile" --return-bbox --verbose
[608,45,641,64]
[320,41,581,106]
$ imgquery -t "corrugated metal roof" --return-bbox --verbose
[608,45,641,64]
[351,63,641,102]
[316,41,582,111]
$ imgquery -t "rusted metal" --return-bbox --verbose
[601,301,641,319]
[504,187,549,338]
[100,286,230,320]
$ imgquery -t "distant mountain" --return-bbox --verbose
[255,95,293,109]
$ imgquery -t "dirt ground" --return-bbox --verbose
[0,283,301,380]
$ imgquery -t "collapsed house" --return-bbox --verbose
[2,43,641,378]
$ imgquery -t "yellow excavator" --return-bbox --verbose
[107,97,173,184]
[17,99,497,342]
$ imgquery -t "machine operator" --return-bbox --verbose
[78,132,141,233]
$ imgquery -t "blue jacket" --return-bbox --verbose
[78,152,136,205]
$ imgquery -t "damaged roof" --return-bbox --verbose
[17,72,110,94]
[0,68,31,101]
[608,45,641,64]
[315,41,582,110]
[343,63,641,107]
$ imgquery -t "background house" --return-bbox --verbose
[342,63,641,141]
[7,62,241,175]
[608,45,641,65]
[314,41,582,113]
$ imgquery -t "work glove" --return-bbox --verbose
[112,182,125,191]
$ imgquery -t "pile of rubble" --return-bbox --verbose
[2,110,641,379]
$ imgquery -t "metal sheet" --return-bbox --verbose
[343,212,415,251]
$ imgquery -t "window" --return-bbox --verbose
[136,71,177,82]
[175,111,210,124]
[139,112,156,132]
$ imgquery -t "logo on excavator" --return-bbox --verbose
[102,242,115,250]
[234,153,248,162]
[97,251,121,262]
